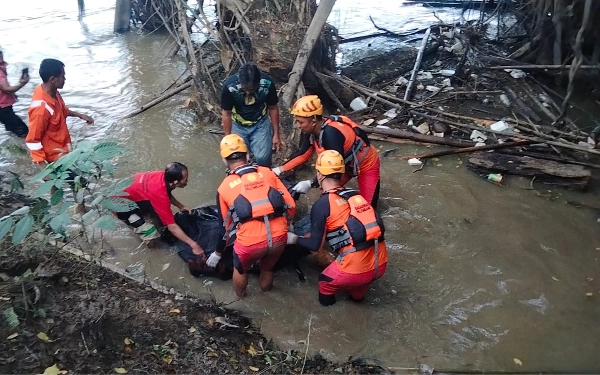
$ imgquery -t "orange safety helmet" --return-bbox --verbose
[315,150,345,175]
[290,95,323,117]
[220,134,248,158]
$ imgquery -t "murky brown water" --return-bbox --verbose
[1,1,599,372]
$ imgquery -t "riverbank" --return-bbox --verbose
[0,185,386,375]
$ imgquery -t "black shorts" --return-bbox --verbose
[0,105,28,138]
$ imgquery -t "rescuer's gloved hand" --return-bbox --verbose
[291,180,312,194]
[271,167,283,176]
[206,252,221,268]
[287,232,298,245]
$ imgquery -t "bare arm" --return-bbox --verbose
[67,110,94,124]
[167,223,204,257]
[0,75,28,94]
[222,109,233,135]
[269,105,281,152]
[170,196,189,212]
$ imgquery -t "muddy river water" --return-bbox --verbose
[1,1,599,372]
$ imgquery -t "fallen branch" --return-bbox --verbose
[410,110,600,156]
[367,133,424,146]
[504,86,542,122]
[402,141,534,160]
[321,70,600,155]
[312,68,347,114]
[489,64,600,70]
[404,27,431,101]
[361,126,476,148]
[498,149,600,170]
[120,80,193,120]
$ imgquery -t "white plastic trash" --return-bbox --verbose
[426,85,440,92]
[499,94,511,107]
[408,158,423,166]
[440,69,455,77]
[490,120,509,132]
[383,108,398,119]
[396,76,409,86]
[504,69,526,79]
[470,129,487,142]
[362,118,375,126]
[350,97,367,111]
[417,71,433,80]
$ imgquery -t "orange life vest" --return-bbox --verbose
[222,164,288,249]
[324,188,385,277]
[311,115,371,176]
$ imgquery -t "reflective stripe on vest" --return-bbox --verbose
[26,142,43,151]
[30,100,55,116]
[222,164,287,251]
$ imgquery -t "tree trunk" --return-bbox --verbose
[281,0,337,110]
[114,0,131,33]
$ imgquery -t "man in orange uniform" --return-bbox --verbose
[25,58,93,164]
[271,95,381,208]
[208,134,296,298]
[287,150,387,306]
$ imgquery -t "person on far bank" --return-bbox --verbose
[286,150,388,306]
[26,58,94,164]
[271,95,381,208]
[208,134,296,298]
[118,162,204,255]
[220,62,281,167]
[0,46,30,138]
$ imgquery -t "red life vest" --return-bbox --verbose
[324,188,384,277]
[310,115,371,176]
[222,164,288,249]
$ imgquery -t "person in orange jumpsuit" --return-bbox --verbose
[25,58,93,164]
[287,150,388,306]
[208,134,296,298]
[271,95,381,208]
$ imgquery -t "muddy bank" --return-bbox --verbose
[0,185,381,375]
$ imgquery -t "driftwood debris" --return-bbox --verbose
[281,0,337,108]
[120,80,193,120]
[361,126,475,148]
[402,141,534,160]
[489,64,600,70]
[404,27,431,101]
[468,152,591,190]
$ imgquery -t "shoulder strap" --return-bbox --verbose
[228,164,257,176]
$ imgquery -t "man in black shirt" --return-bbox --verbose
[220,63,281,167]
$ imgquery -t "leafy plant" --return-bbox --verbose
[3,307,20,328]
[0,140,137,250]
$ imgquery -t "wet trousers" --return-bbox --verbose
[0,105,28,138]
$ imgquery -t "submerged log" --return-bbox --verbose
[361,126,476,148]
[467,152,591,190]
[403,141,533,160]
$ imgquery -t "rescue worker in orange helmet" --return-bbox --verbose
[271,95,381,208]
[287,150,388,306]
[208,134,296,298]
